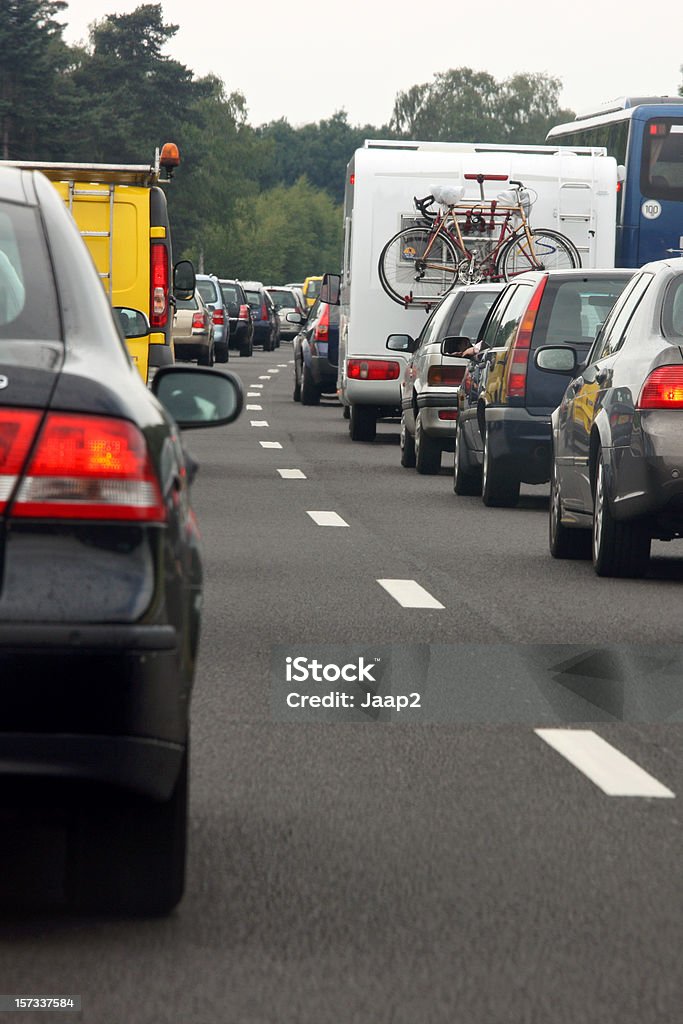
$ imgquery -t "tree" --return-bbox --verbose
[0,0,69,158]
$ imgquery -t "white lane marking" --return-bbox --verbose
[259,375,271,380]
[247,392,261,398]
[278,469,307,479]
[246,404,262,410]
[259,441,282,449]
[376,579,444,609]
[306,510,349,527]
[250,384,264,389]
[277,364,288,368]
[267,368,279,373]
[289,360,294,364]
[535,729,675,798]
[250,420,269,427]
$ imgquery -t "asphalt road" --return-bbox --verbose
[1,346,681,1024]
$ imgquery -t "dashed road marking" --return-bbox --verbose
[376,579,444,609]
[306,510,349,527]
[277,364,288,368]
[267,368,279,373]
[247,392,261,397]
[278,469,307,479]
[259,441,283,449]
[535,729,675,798]
[246,404,262,410]
[250,384,263,389]
[259,375,271,380]
[250,420,269,427]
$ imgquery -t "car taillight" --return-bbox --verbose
[192,311,205,330]
[637,366,683,409]
[11,413,165,521]
[0,409,42,512]
[150,243,169,328]
[347,359,400,381]
[261,303,268,320]
[238,304,250,321]
[506,275,548,399]
[428,365,465,386]
[314,305,330,341]
[438,410,458,420]
[212,308,224,325]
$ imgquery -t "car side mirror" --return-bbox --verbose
[386,333,416,353]
[173,259,196,301]
[534,346,578,373]
[441,336,471,356]
[320,273,341,306]
[286,311,303,324]
[113,306,150,339]
[152,366,244,429]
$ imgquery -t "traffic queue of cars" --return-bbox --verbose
[294,260,683,581]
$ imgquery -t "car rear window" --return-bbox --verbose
[197,279,219,305]
[0,203,60,341]
[446,291,500,340]
[535,278,631,348]
[268,289,296,309]
[175,295,199,310]
[245,291,261,309]
[220,283,240,305]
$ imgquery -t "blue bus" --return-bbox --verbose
[546,97,683,267]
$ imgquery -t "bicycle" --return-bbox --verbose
[378,174,582,307]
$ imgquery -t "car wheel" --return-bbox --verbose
[592,451,651,577]
[68,750,188,915]
[239,340,251,357]
[293,365,301,402]
[414,411,441,475]
[453,423,482,495]
[198,342,214,367]
[482,424,520,507]
[301,364,321,405]
[215,343,229,364]
[343,406,350,420]
[400,412,416,468]
[349,404,376,442]
[549,455,591,559]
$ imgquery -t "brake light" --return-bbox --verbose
[192,311,205,330]
[211,308,224,325]
[314,304,330,341]
[428,365,465,386]
[150,243,169,328]
[347,359,401,381]
[438,410,458,420]
[238,304,250,321]
[261,303,268,320]
[637,366,683,409]
[506,276,548,399]
[0,409,42,512]
[11,413,165,521]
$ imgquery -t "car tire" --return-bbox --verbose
[198,342,214,367]
[301,364,321,405]
[592,451,651,578]
[293,367,301,402]
[239,339,252,357]
[68,750,188,915]
[215,343,229,364]
[342,406,350,420]
[453,423,482,495]
[482,424,520,507]
[400,412,416,468]
[349,404,377,442]
[414,411,441,475]
[549,455,591,559]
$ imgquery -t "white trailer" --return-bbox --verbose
[339,139,618,441]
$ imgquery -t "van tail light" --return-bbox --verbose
[192,311,205,330]
[211,308,224,325]
[506,275,548,399]
[347,358,401,381]
[313,304,330,342]
[0,409,42,513]
[238,304,250,321]
[10,413,166,522]
[637,366,683,409]
[428,365,465,386]
[150,243,169,328]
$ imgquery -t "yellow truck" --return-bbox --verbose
[3,145,182,382]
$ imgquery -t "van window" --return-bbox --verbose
[0,204,60,340]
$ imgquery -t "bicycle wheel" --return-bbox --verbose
[378,226,459,305]
[498,229,581,280]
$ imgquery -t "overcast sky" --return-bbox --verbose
[61,0,683,129]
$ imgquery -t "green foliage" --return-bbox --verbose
[390,67,574,144]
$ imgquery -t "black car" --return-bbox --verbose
[549,257,683,577]
[242,281,280,351]
[454,269,634,505]
[0,165,243,914]
[291,297,340,405]
[218,277,254,357]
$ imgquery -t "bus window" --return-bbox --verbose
[641,120,683,201]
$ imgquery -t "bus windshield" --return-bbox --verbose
[641,119,683,202]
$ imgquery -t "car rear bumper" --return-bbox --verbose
[415,391,458,438]
[174,340,210,360]
[485,408,552,483]
[607,419,683,528]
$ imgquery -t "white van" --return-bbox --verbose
[338,140,618,441]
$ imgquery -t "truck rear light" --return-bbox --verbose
[0,409,42,512]
[150,243,169,328]
[637,366,683,409]
[506,275,548,399]
[428,365,465,386]
[11,413,166,522]
[347,359,400,381]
